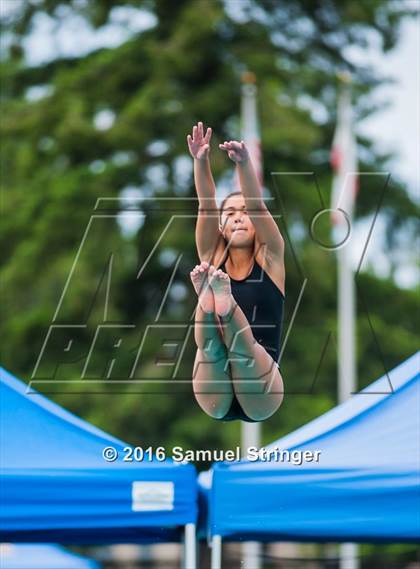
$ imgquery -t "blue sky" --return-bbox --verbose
[355,17,419,196]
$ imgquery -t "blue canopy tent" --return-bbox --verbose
[204,352,420,568]
[0,368,197,566]
[0,543,100,569]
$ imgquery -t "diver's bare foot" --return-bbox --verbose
[190,261,214,313]
[208,266,235,317]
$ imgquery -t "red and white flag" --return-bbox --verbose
[330,86,358,225]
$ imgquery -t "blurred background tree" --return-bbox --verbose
[1,0,418,460]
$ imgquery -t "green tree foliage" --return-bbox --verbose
[1,0,418,457]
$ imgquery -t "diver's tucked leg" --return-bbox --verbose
[192,307,233,419]
[190,262,233,418]
[209,266,284,421]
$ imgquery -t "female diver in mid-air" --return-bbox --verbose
[187,121,285,422]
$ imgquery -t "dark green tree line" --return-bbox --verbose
[1,0,418,456]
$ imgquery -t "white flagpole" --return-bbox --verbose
[240,71,262,569]
[337,236,358,569]
[337,242,356,405]
[240,72,263,185]
[332,76,359,569]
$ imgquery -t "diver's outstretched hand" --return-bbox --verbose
[219,140,249,163]
[187,121,212,160]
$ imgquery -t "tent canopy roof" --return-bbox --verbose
[208,352,420,542]
[0,368,197,542]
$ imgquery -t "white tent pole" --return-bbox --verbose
[211,535,222,569]
[241,418,262,567]
[242,541,262,568]
[183,523,196,569]
[340,542,359,569]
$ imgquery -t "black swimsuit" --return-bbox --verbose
[219,259,285,422]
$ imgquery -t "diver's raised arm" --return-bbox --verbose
[187,122,224,263]
[219,140,284,262]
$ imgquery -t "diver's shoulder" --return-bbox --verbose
[255,251,285,297]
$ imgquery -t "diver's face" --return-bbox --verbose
[220,195,255,247]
